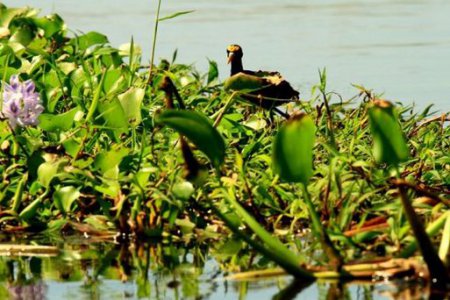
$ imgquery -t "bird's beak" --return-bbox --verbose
[227,52,234,64]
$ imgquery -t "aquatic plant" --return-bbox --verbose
[0,3,449,296]
[1,75,43,129]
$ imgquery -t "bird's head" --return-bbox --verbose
[226,44,243,64]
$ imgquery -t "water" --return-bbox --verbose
[3,0,450,112]
[0,240,425,300]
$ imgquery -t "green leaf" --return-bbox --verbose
[223,73,265,93]
[118,87,144,127]
[72,31,108,51]
[103,68,126,94]
[62,138,81,158]
[368,100,410,166]
[156,110,226,168]
[272,113,316,184]
[207,59,218,84]
[158,10,194,22]
[0,6,30,28]
[94,147,129,174]
[10,26,34,46]
[39,107,81,132]
[97,98,128,131]
[53,186,80,215]
[37,159,67,188]
[32,14,65,38]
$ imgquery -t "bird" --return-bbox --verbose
[225,44,299,116]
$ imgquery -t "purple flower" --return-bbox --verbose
[2,75,44,129]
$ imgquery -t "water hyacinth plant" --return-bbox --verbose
[1,75,43,129]
[0,4,449,298]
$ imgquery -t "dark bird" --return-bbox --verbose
[225,44,299,116]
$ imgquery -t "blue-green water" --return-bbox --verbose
[0,240,418,300]
[3,0,450,112]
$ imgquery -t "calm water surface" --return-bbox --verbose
[0,239,420,300]
[3,0,450,112]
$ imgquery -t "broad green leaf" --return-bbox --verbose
[273,113,316,184]
[94,147,129,174]
[368,100,409,166]
[156,110,225,168]
[53,186,80,215]
[39,107,81,132]
[10,26,34,46]
[103,68,126,94]
[37,159,67,188]
[0,6,30,28]
[32,14,65,38]
[118,42,142,57]
[57,62,76,75]
[97,98,128,130]
[118,87,144,127]
[62,138,81,158]
[223,73,265,92]
[158,10,194,22]
[72,31,108,51]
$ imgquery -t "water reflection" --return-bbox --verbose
[0,240,435,300]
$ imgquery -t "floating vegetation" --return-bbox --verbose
[0,3,449,298]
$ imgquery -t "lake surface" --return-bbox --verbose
[0,239,424,300]
[3,0,450,112]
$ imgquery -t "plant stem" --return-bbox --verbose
[147,0,162,85]
[300,183,343,269]
[213,92,237,127]
[208,196,314,279]
[318,69,337,150]
[394,167,449,290]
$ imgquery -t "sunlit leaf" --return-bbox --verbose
[32,14,65,38]
[223,73,265,93]
[53,186,80,215]
[0,6,30,28]
[118,87,144,127]
[368,99,410,166]
[39,107,81,132]
[97,98,128,130]
[37,159,67,188]
[72,31,108,51]
[273,113,316,184]
[156,109,226,168]
[103,68,126,94]
[94,147,129,174]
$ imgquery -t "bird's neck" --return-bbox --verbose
[231,59,244,76]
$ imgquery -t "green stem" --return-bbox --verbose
[85,71,106,124]
[212,92,238,127]
[147,0,162,85]
[394,167,449,290]
[300,183,343,269]
[209,199,314,279]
